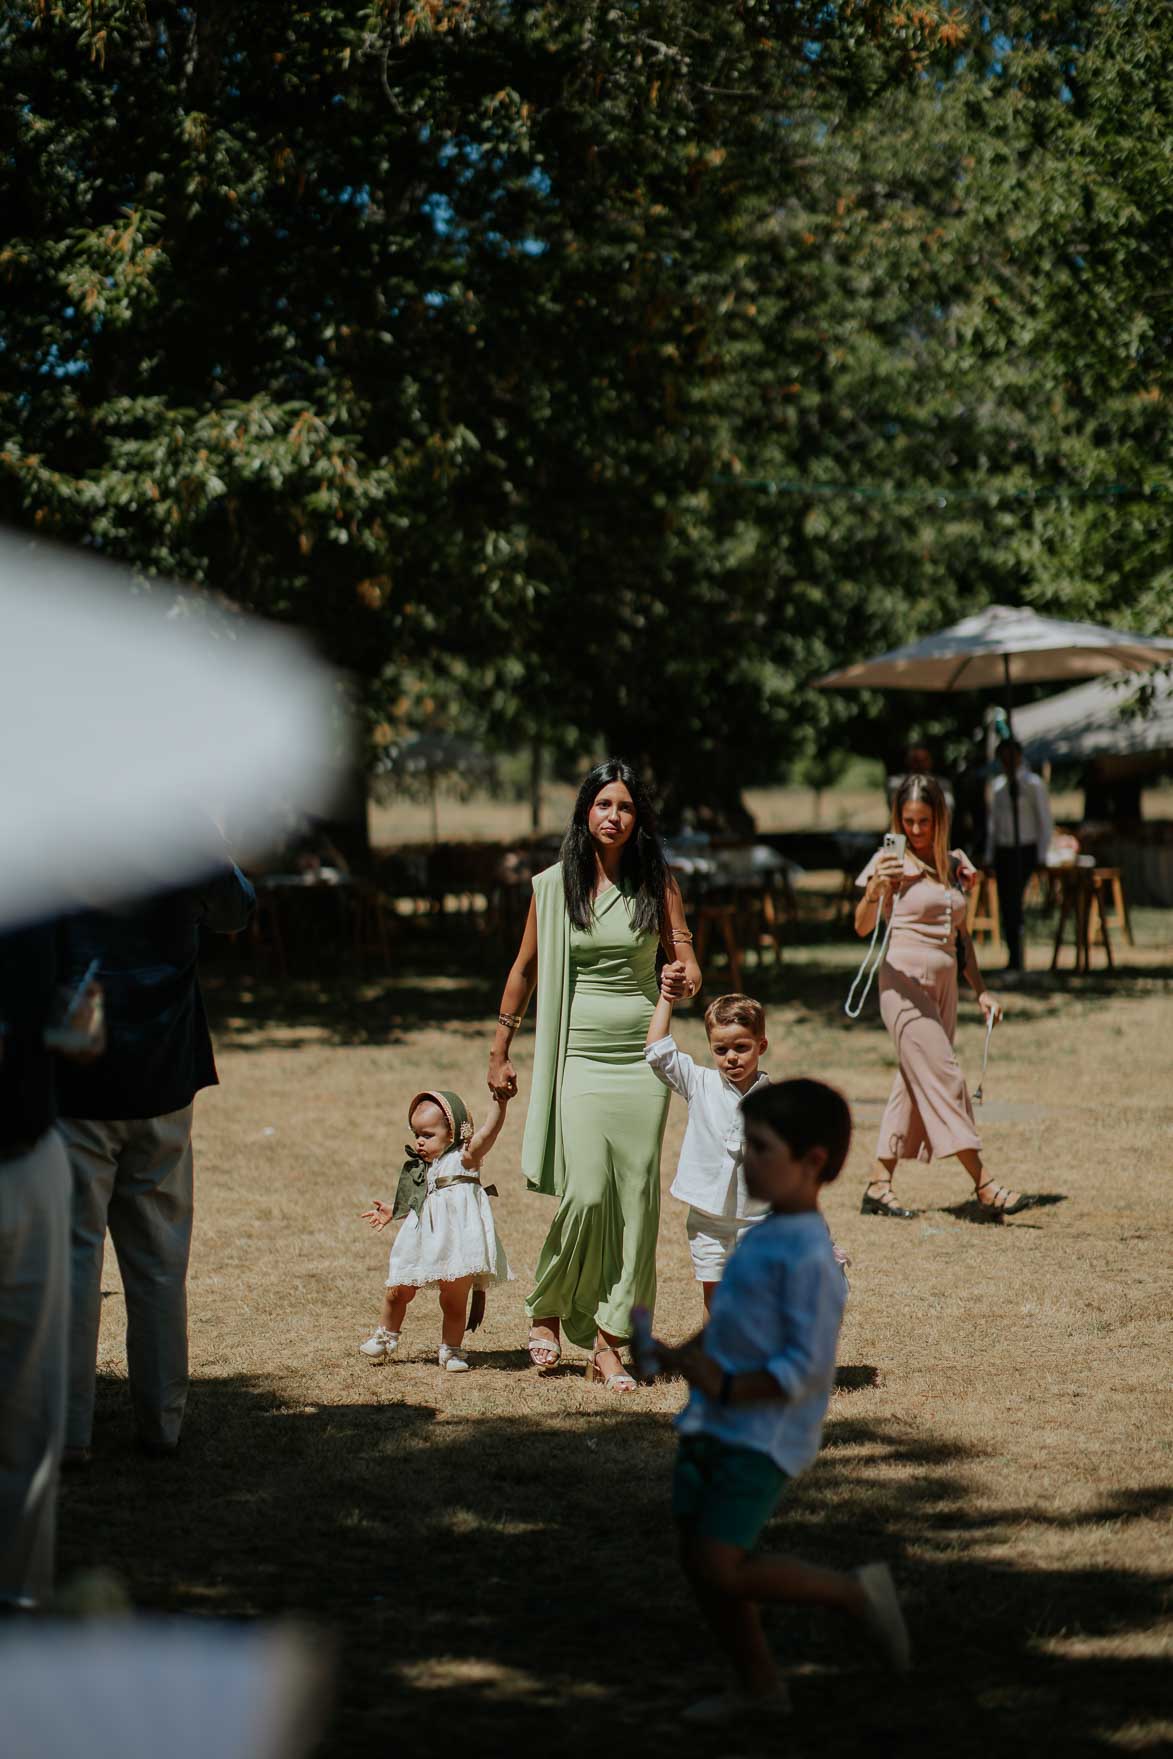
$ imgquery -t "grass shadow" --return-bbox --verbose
[940,1192,1070,1227]
[834,1364,881,1392]
[57,1368,1171,1759]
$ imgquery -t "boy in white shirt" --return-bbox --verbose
[650,1079,909,1727]
[645,987,771,1316]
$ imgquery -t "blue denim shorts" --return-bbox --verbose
[672,1433,789,1551]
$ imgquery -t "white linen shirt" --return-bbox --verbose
[987,768,1053,863]
[644,1034,769,1220]
[675,1210,847,1477]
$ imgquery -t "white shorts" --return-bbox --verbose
[685,1208,763,1283]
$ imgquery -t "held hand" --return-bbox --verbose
[487,1054,518,1101]
[660,960,689,1000]
[978,991,1003,1025]
[360,1199,394,1231]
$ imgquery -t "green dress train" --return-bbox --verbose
[521,864,669,1351]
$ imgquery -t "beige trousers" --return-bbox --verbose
[0,1129,70,1608]
[60,1107,194,1451]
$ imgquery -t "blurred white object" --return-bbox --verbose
[0,533,344,928]
[0,1620,331,1759]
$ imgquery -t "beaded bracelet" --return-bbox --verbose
[497,1011,523,1031]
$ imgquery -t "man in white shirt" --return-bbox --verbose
[645,989,771,1317]
[986,739,1054,973]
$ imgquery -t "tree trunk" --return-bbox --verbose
[529,738,543,833]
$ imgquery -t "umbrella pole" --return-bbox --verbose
[1003,654,1024,972]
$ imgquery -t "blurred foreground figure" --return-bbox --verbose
[0,1619,331,1759]
[0,529,338,1585]
[59,866,255,1460]
[0,924,93,1608]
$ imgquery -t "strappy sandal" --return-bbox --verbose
[527,1328,562,1372]
[860,1180,918,1219]
[585,1346,636,1392]
[970,1180,1040,1220]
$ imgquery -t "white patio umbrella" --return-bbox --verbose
[1014,670,1173,764]
[815,604,1173,699]
[0,531,345,930]
[816,603,1173,876]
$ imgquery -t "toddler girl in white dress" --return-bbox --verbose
[359,1088,513,1373]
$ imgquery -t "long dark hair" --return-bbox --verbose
[560,759,669,938]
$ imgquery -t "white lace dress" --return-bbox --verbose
[386,1145,513,1290]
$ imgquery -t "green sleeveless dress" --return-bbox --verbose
[523,867,669,1350]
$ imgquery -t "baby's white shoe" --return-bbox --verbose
[359,1326,399,1361]
[439,1344,470,1374]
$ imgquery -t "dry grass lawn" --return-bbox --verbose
[58,906,1173,1759]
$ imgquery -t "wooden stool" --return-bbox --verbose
[966,869,1002,954]
[694,903,743,993]
[1090,867,1133,947]
[747,884,786,966]
[1051,867,1114,972]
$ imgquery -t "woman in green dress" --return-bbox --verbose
[488,761,702,1389]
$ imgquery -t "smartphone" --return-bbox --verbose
[882,832,906,863]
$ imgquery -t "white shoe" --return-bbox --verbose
[439,1344,470,1373]
[681,1684,791,1725]
[857,1562,911,1671]
[359,1327,399,1361]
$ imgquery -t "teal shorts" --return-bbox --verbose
[672,1433,789,1551]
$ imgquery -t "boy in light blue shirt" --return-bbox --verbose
[650,1078,909,1727]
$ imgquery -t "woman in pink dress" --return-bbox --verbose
[854,774,1038,1220]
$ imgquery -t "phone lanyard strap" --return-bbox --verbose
[844,900,894,1019]
[980,1008,995,1077]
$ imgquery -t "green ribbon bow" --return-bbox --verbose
[392,1144,430,1220]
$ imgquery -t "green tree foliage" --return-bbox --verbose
[1,2,1169,816]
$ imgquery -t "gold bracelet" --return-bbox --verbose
[497,1011,522,1031]
[671,930,693,943]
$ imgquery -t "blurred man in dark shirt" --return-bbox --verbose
[58,864,254,1460]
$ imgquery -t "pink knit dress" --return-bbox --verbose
[856,850,982,1164]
